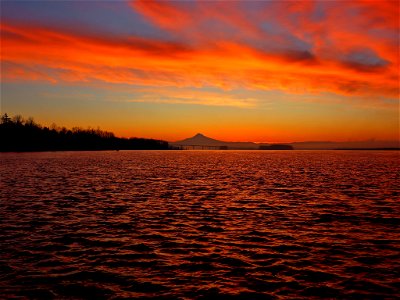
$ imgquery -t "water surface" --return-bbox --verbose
[1,150,399,299]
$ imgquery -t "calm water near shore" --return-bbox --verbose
[1,150,399,299]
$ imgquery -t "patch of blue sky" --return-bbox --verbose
[1,0,173,41]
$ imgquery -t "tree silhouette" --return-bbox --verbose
[0,113,170,152]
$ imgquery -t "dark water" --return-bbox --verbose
[1,150,399,299]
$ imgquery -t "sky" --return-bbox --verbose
[1,0,399,142]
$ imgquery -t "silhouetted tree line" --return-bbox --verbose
[0,114,170,152]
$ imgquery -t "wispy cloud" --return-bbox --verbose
[126,88,259,108]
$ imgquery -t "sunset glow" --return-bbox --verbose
[1,0,399,142]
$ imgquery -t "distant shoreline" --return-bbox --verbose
[0,113,170,152]
[1,148,399,153]
[172,133,399,151]
[2,114,398,152]
[333,148,400,151]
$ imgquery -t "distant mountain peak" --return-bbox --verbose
[171,133,260,149]
[193,133,205,138]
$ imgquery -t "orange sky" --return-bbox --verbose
[1,0,399,142]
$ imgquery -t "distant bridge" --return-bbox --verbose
[174,144,228,150]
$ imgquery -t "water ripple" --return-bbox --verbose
[1,150,399,299]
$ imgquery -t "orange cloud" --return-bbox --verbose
[125,87,259,108]
[1,0,399,106]
[131,0,194,30]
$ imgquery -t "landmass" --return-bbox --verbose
[1,114,398,152]
[172,133,293,150]
[0,114,169,152]
[172,133,399,150]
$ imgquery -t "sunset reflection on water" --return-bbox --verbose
[1,150,399,299]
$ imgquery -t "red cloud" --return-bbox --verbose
[1,0,399,102]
